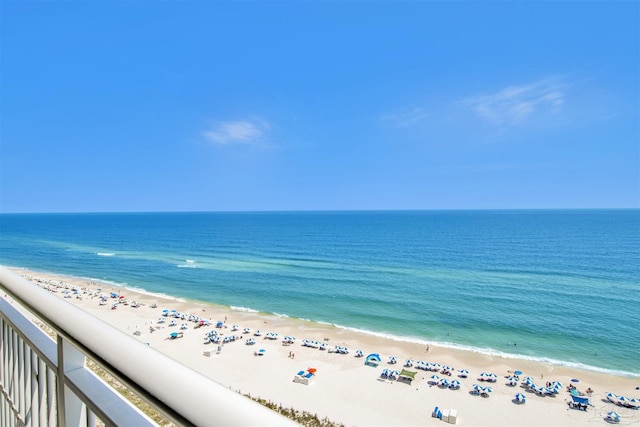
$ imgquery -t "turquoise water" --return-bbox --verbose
[0,210,638,376]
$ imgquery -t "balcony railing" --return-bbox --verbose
[0,266,297,426]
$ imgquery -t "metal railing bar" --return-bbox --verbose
[0,299,58,371]
[64,367,155,427]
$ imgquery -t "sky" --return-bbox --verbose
[1,1,638,213]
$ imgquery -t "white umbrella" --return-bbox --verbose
[605,411,620,422]
[618,396,630,406]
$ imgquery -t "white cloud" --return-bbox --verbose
[382,107,429,128]
[460,78,567,125]
[203,119,270,145]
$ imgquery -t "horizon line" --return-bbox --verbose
[1,207,638,215]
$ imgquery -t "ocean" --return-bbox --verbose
[0,210,638,376]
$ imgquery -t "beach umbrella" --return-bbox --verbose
[431,374,440,380]
[459,369,469,377]
[405,359,413,367]
[515,393,526,403]
[605,411,620,422]
[618,396,630,406]
[606,392,618,403]
[485,387,493,393]
[449,380,461,389]
[551,381,563,388]
[443,365,452,371]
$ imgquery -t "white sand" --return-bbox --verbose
[6,267,639,426]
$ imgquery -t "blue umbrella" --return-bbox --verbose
[514,370,523,376]
[515,393,526,403]
[605,411,620,422]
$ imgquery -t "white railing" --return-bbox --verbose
[0,266,297,426]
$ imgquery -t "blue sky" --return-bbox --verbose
[1,1,638,212]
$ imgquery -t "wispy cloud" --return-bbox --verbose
[382,107,429,128]
[203,119,271,145]
[460,78,567,125]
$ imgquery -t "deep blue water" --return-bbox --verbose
[1,210,638,375]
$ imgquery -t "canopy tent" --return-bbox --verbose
[399,369,417,382]
[571,395,590,405]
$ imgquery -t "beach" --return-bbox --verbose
[6,267,639,427]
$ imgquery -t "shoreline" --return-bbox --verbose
[4,265,639,426]
[83,269,639,379]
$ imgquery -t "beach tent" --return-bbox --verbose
[365,353,381,367]
[398,369,417,383]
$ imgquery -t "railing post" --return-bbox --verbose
[57,335,88,427]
